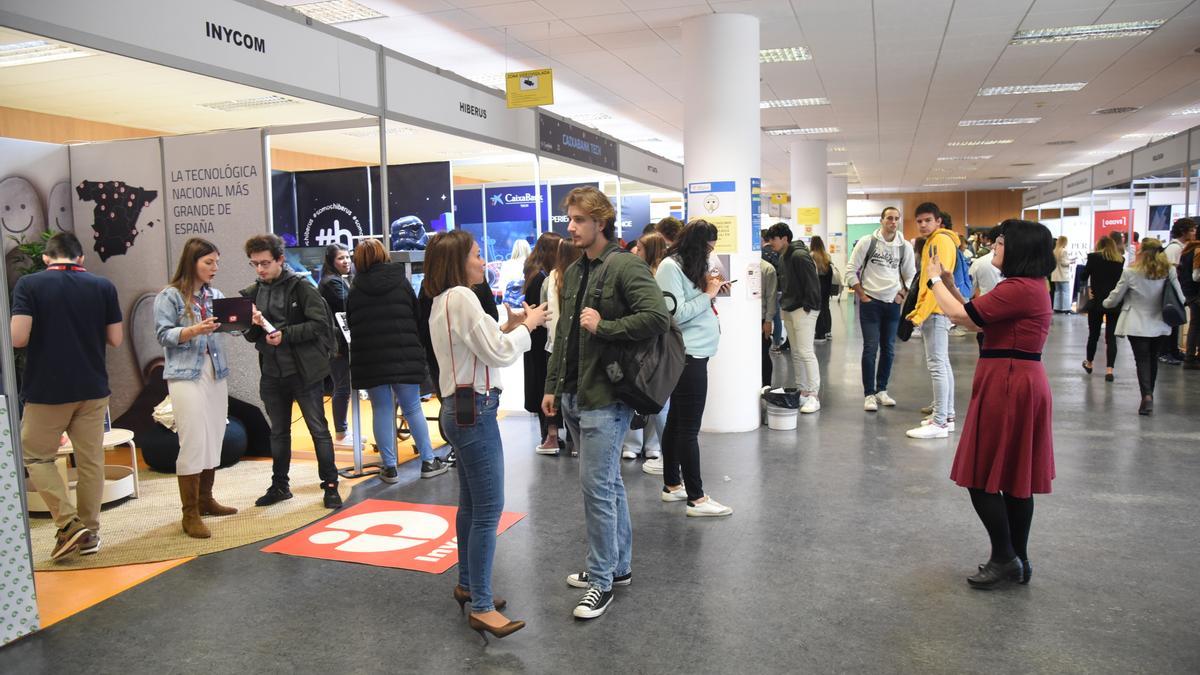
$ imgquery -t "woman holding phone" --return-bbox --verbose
[153,237,237,539]
[425,229,546,642]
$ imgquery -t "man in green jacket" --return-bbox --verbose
[764,223,822,413]
[241,234,341,509]
[541,187,670,621]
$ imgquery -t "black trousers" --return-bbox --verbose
[762,334,773,387]
[261,372,339,487]
[662,356,709,501]
[1127,336,1159,397]
[1160,325,1182,357]
[1086,306,1120,368]
[1187,300,1200,359]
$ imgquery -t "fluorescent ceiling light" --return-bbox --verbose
[826,161,849,167]
[828,145,846,152]
[1021,180,1051,184]
[1036,173,1067,177]
[1121,132,1170,139]
[931,176,967,180]
[292,0,384,24]
[959,118,1041,127]
[947,139,1013,147]
[922,183,958,187]
[760,98,830,109]
[760,47,811,63]
[342,126,416,137]
[765,126,840,136]
[0,39,92,67]
[198,95,300,112]
[937,155,993,161]
[979,83,1087,96]
[1011,20,1166,45]
[568,112,613,123]
[1170,107,1200,116]
[461,73,505,90]
[1058,163,1091,167]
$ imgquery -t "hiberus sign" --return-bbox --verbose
[538,113,618,172]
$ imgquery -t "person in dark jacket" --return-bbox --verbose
[523,232,565,452]
[764,222,822,413]
[1181,241,1200,369]
[1079,236,1125,381]
[318,243,353,446]
[241,234,341,509]
[348,239,448,482]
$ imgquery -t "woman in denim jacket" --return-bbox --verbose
[154,237,237,539]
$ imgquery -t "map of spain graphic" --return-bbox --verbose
[75,180,158,261]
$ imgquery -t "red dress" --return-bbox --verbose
[952,277,1055,498]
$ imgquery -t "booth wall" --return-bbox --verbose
[853,190,1023,239]
[0,397,39,645]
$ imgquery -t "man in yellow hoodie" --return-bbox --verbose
[906,203,963,439]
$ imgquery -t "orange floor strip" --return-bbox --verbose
[34,558,193,628]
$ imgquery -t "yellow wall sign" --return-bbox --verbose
[795,207,821,225]
[708,215,739,253]
[506,69,554,108]
[769,193,789,205]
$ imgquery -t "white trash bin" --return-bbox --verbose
[766,404,798,430]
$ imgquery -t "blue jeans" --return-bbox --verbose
[922,314,956,425]
[367,383,435,466]
[621,400,668,458]
[858,299,902,396]
[440,389,503,613]
[561,393,634,592]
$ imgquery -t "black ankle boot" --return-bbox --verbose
[1138,394,1153,416]
[967,557,1022,589]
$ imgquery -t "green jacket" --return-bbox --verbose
[545,242,671,410]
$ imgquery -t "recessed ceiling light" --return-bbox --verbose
[922,183,959,187]
[959,118,1041,127]
[1058,163,1091,168]
[1170,107,1200,116]
[461,73,506,90]
[1037,173,1067,177]
[828,145,846,152]
[760,47,811,63]
[760,97,830,109]
[979,83,1087,96]
[987,176,1013,180]
[948,139,1014,147]
[827,161,849,166]
[764,126,840,136]
[937,155,994,161]
[1010,162,1035,166]
[198,95,300,112]
[1011,20,1166,45]
[1046,140,1077,146]
[0,39,93,67]
[1092,106,1142,115]
[292,0,385,24]
[569,112,614,122]
[1121,132,1170,139]
[930,176,967,180]
[1021,180,1051,184]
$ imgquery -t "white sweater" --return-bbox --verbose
[429,286,531,396]
[844,229,915,302]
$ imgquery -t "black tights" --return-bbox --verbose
[968,488,1034,564]
[1086,306,1119,368]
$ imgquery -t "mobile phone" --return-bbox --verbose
[725,279,739,284]
[455,386,476,427]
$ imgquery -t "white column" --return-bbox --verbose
[682,13,760,433]
[789,140,827,240]
[826,174,848,271]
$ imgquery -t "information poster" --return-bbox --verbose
[1094,209,1133,243]
[751,177,762,251]
[294,167,371,248]
[506,68,554,108]
[796,206,821,236]
[687,180,738,253]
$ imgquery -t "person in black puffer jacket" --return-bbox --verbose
[347,239,448,482]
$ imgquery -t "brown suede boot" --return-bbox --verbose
[177,474,211,539]
[199,468,238,516]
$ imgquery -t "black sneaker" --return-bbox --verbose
[255,485,293,507]
[78,531,101,556]
[444,449,457,466]
[379,466,399,484]
[573,587,614,619]
[421,458,450,479]
[323,483,343,509]
[51,520,89,560]
[566,570,631,589]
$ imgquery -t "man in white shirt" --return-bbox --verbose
[845,207,915,412]
[1161,218,1195,364]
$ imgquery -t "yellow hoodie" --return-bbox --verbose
[907,228,962,326]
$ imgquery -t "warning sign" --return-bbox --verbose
[506,68,554,108]
[262,499,525,573]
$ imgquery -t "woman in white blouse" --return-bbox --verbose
[1051,235,1072,313]
[425,229,546,643]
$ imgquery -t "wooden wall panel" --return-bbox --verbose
[267,148,368,172]
[859,190,1024,240]
[0,105,159,143]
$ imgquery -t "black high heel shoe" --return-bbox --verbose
[967,557,1023,589]
[1082,361,1093,374]
[468,614,525,645]
[1105,372,1114,382]
[453,585,506,614]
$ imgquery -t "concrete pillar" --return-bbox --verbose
[682,13,760,433]
[789,140,827,240]
[827,174,848,272]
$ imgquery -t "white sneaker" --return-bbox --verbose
[535,442,560,456]
[950,326,968,337]
[333,433,356,448]
[642,457,664,475]
[864,395,878,412]
[906,423,950,439]
[661,486,688,502]
[875,391,897,406]
[621,449,637,459]
[921,416,956,431]
[800,396,821,414]
[686,498,733,517]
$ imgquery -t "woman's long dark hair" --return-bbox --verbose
[667,220,718,291]
[809,235,830,273]
[169,237,219,322]
[524,232,564,293]
[322,243,349,279]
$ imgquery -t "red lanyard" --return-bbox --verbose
[444,291,489,390]
[46,263,86,272]
[193,288,209,320]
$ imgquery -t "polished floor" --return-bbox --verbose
[3,303,1199,674]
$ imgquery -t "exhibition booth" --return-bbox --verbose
[0,0,683,645]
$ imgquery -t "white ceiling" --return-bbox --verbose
[266,0,1200,193]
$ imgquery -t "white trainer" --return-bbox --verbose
[906,423,950,439]
[875,391,897,406]
[686,498,733,517]
[921,416,956,431]
[642,457,664,475]
[660,486,688,502]
[800,396,821,414]
[864,395,879,412]
[621,449,637,459]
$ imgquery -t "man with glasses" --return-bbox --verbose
[241,234,341,509]
[845,207,915,412]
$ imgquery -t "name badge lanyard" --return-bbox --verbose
[445,293,490,392]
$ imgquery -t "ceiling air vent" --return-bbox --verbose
[1046,140,1076,145]
[1010,162,1034,167]
[1092,106,1142,115]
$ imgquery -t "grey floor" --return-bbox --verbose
[3,302,1199,674]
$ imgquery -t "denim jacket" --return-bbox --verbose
[154,285,230,381]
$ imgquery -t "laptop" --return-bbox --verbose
[211,297,254,333]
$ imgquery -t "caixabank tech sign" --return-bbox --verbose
[538,113,618,172]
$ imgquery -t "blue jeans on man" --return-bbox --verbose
[858,298,902,396]
[561,393,634,592]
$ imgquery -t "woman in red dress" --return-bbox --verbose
[924,219,1056,589]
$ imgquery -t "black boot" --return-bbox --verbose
[967,557,1022,589]
[323,482,342,509]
